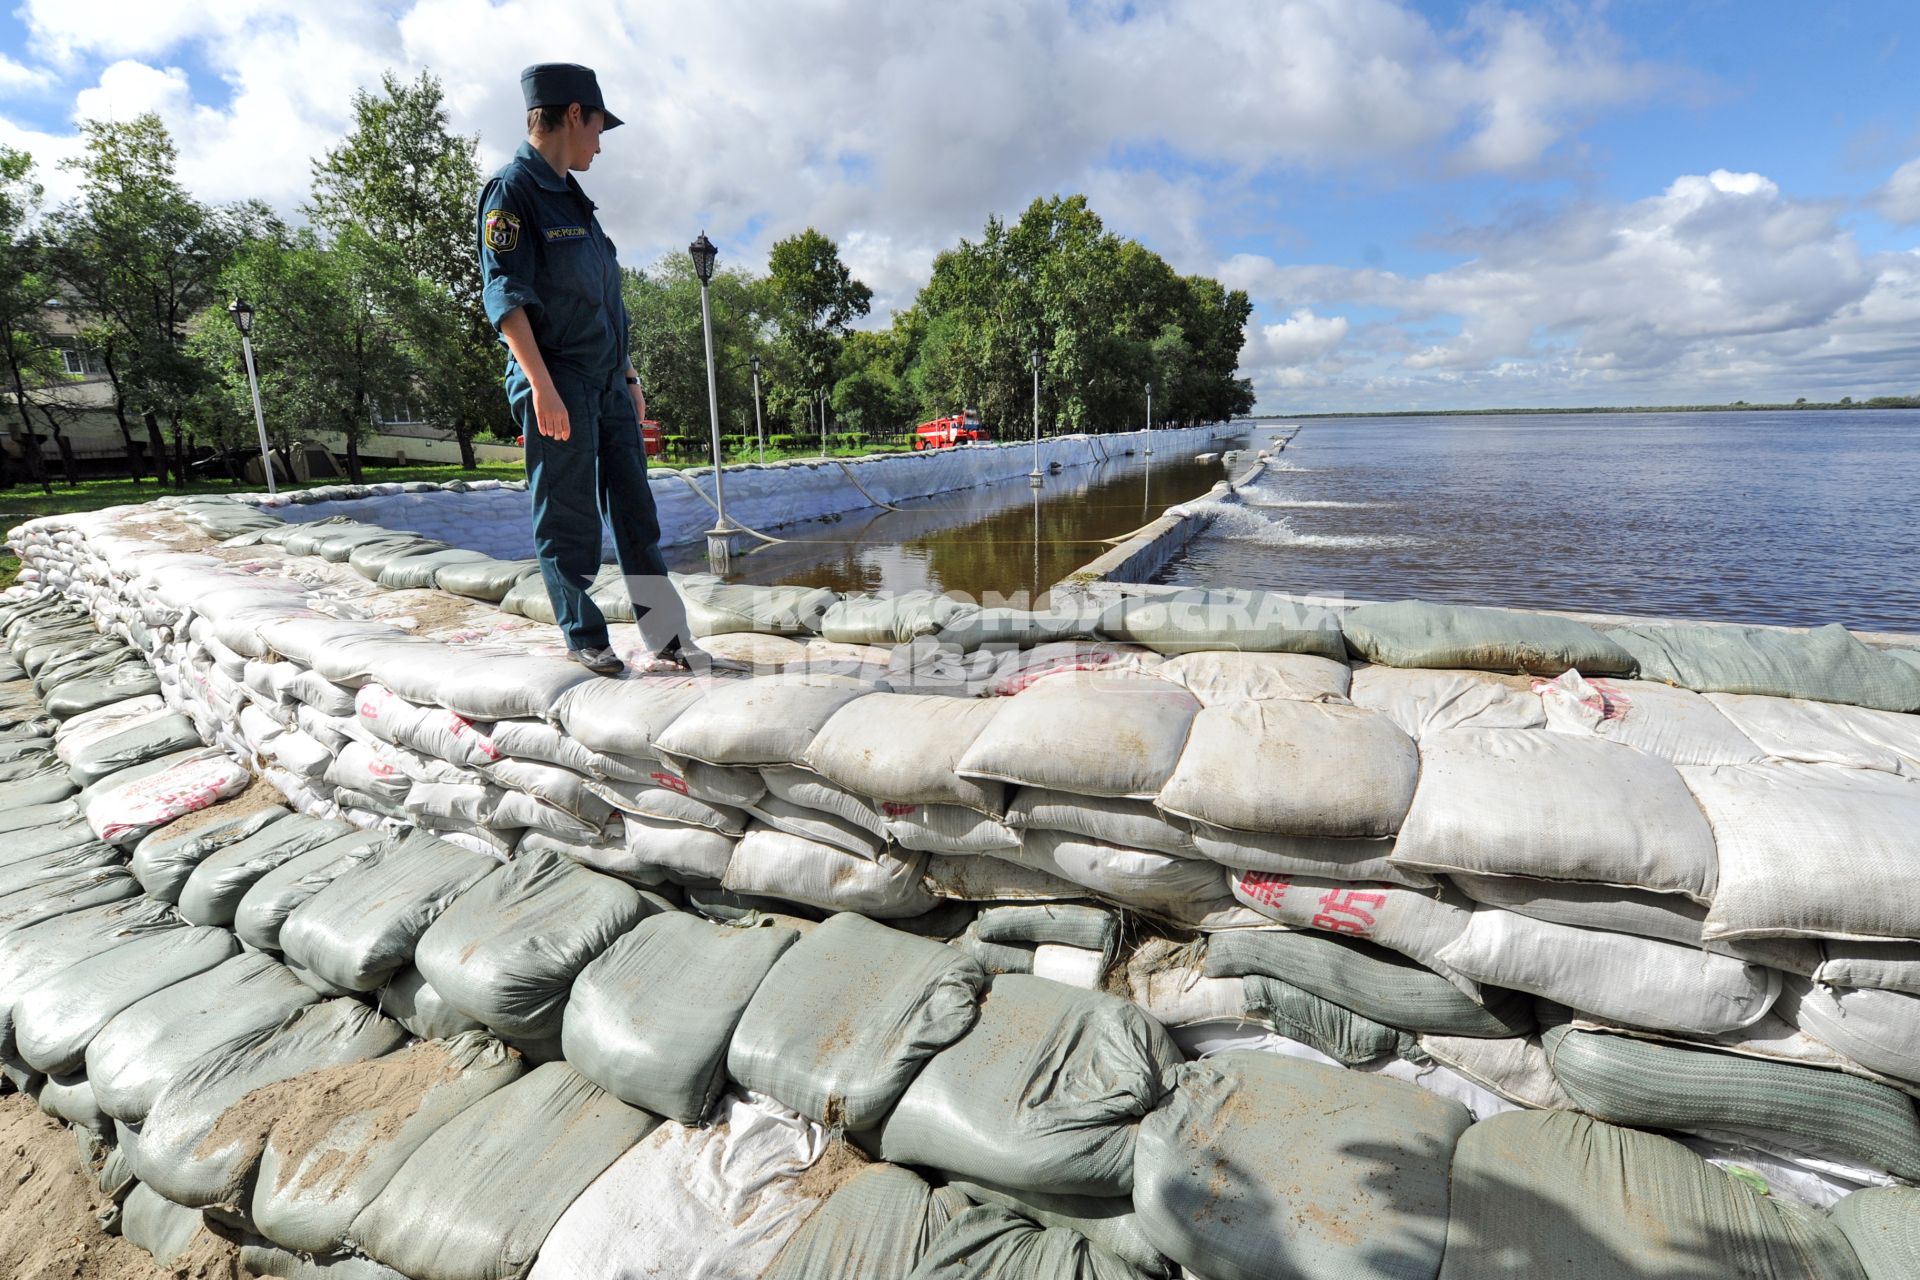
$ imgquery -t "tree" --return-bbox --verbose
[0,146,56,493]
[196,232,411,483]
[623,255,767,455]
[55,115,265,486]
[765,229,871,433]
[309,72,505,464]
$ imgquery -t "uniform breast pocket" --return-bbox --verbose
[542,225,597,299]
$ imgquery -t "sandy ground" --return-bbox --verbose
[0,1094,244,1280]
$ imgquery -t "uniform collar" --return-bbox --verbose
[514,139,573,195]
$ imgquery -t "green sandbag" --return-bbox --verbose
[728,912,987,1130]
[1343,600,1638,676]
[1831,1187,1920,1278]
[1204,929,1535,1038]
[435,558,540,603]
[1135,1052,1470,1280]
[675,573,837,636]
[879,974,1181,1197]
[43,664,161,719]
[974,904,1118,961]
[1241,974,1417,1066]
[64,712,202,786]
[376,547,494,590]
[819,591,970,644]
[905,1205,1150,1280]
[1438,1110,1867,1280]
[1609,622,1920,712]
[946,1179,1173,1275]
[762,1164,971,1280]
[1542,1026,1920,1181]
[1097,589,1346,659]
[937,605,1104,651]
[499,564,633,624]
[347,536,452,579]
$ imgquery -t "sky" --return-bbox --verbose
[2,0,1917,413]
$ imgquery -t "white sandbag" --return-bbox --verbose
[1436,908,1782,1036]
[1004,788,1199,858]
[250,1033,526,1256]
[1395,727,1720,902]
[612,813,735,882]
[12,926,239,1075]
[724,827,936,919]
[527,1092,835,1280]
[1156,700,1417,838]
[351,684,499,769]
[551,675,707,761]
[759,765,889,838]
[413,849,652,1039]
[1780,979,1920,1086]
[121,1182,208,1266]
[654,674,873,767]
[1816,943,1920,997]
[956,673,1200,800]
[366,644,593,723]
[1228,869,1476,991]
[1005,831,1229,923]
[277,829,499,992]
[1187,823,1426,886]
[84,747,251,845]
[286,668,359,717]
[1538,672,1763,765]
[127,999,408,1215]
[1686,762,1920,943]
[478,757,611,825]
[485,716,622,779]
[922,853,1089,903]
[376,966,485,1040]
[324,740,415,804]
[85,952,321,1122]
[748,793,888,859]
[884,803,1021,856]
[349,1062,660,1280]
[1348,665,1546,738]
[1706,692,1920,776]
[1032,944,1105,988]
[1417,1032,1578,1111]
[802,693,1008,812]
[1155,650,1352,705]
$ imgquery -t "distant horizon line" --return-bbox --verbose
[1246,396,1920,420]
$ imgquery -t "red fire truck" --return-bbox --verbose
[912,411,991,450]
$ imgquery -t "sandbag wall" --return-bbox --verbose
[5,496,1920,1278]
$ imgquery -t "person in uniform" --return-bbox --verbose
[477,62,700,676]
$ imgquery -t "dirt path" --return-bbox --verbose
[0,1093,244,1280]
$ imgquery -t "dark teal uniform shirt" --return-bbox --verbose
[477,140,630,383]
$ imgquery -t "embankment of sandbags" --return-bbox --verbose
[2,488,1919,1278]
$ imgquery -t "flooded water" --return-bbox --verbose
[1159,412,1920,633]
[666,440,1244,602]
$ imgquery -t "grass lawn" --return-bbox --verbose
[0,460,530,524]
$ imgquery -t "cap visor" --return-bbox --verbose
[601,109,625,130]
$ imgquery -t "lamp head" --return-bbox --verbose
[750,354,761,377]
[688,232,718,284]
[228,297,254,336]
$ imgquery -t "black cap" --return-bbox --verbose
[520,63,623,131]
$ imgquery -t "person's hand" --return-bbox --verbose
[532,380,571,442]
[630,382,647,423]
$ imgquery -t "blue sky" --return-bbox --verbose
[3,1,1917,412]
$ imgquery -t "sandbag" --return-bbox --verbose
[12,926,239,1075]
[562,912,798,1122]
[974,904,1118,962]
[1395,728,1720,901]
[234,830,394,953]
[723,827,936,920]
[1154,649,1352,705]
[1005,789,1198,858]
[1781,979,1920,1086]
[1437,1110,1868,1279]
[820,591,971,644]
[747,792,886,858]
[1687,762,1920,944]
[552,675,707,760]
[349,535,451,578]
[1438,908,1781,1036]
[654,674,873,767]
[0,866,143,937]
[277,829,498,993]
[128,999,408,1214]
[240,1247,412,1280]
[1831,1187,1920,1278]
[803,692,1008,812]
[1537,672,1763,765]
[0,840,121,899]
[1347,665,1546,737]
[1229,869,1475,991]
[42,662,162,718]
[130,803,289,903]
[606,812,735,882]
[121,1182,208,1266]
[885,803,1019,857]
[1706,692,1920,778]
[526,1092,838,1280]
[0,768,78,808]
[434,557,540,602]
[1004,830,1229,924]
[84,747,251,845]
[413,848,652,1039]
[906,1205,1147,1280]
[1542,1025,1920,1181]
[1817,943,1920,997]
[957,674,1199,800]
[1134,1051,1471,1280]
[762,1163,972,1280]
[678,574,836,636]
[352,684,500,769]
[86,952,321,1122]
[1096,588,1345,659]
[1187,823,1424,885]
[1239,974,1415,1064]
[880,974,1180,1196]
[1204,929,1534,1038]
[0,898,181,1059]
[349,1062,660,1280]
[729,912,987,1130]
[249,1032,524,1256]
[176,815,357,926]
[1343,600,1636,676]
[945,1180,1172,1277]
[1417,1032,1576,1111]
[376,966,485,1040]
[61,711,202,786]
[1156,700,1417,838]
[1611,621,1920,712]
[376,547,493,590]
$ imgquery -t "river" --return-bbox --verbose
[1157,411,1920,633]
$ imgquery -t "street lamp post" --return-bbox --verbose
[750,355,766,464]
[1028,349,1043,486]
[688,232,734,568]
[1144,380,1153,457]
[227,298,276,495]
[818,387,828,459]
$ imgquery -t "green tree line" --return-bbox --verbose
[1,73,1253,492]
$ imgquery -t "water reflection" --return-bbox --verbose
[666,439,1242,602]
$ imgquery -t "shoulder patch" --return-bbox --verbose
[484,208,521,253]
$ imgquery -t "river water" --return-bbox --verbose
[665,441,1242,603]
[1157,411,1920,633]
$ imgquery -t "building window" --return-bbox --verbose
[373,399,429,426]
[59,347,96,376]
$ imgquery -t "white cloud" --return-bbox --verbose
[1872,155,1920,224]
[0,53,53,93]
[1258,308,1349,365]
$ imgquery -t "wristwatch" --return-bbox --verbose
[624,376,640,386]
